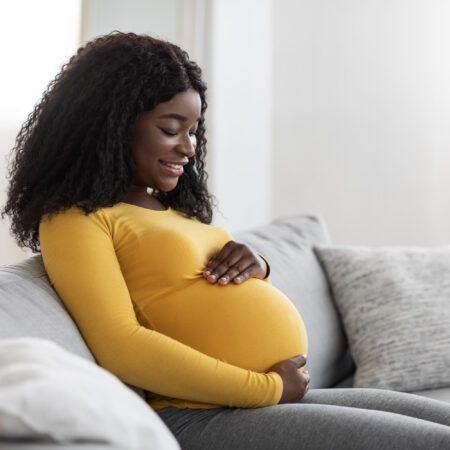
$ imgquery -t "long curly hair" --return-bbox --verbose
[1,31,218,253]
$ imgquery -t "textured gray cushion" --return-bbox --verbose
[235,215,355,389]
[314,245,450,393]
[0,255,145,400]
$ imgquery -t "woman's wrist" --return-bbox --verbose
[256,252,271,279]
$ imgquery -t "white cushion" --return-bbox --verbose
[0,337,180,449]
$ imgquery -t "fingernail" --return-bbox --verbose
[235,277,241,282]
[209,274,216,280]
[204,270,211,276]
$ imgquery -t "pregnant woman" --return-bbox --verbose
[2,32,449,449]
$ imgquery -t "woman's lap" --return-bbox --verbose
[156,388,450,450]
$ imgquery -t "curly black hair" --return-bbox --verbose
[1,31,218,253]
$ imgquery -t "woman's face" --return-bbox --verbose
[131,88,202,192]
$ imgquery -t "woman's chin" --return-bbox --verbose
[155,180,178,192]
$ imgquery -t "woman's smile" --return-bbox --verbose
[159,159,185,176]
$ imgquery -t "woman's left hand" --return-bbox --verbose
[203,240,267,285]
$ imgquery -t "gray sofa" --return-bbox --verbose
[0,213,449,449]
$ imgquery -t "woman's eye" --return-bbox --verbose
[160,128,197,137]
[161,128,177,136]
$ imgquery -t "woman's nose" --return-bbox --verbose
[178,135,196,158]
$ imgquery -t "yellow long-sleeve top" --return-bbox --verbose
[39,202,308,411]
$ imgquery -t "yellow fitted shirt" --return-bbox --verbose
[39,202,308,411]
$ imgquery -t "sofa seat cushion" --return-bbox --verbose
[411,387,450,404]
[333,375,450,403]
[331,375,450,405]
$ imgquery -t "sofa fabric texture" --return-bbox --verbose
[314,244,450,393]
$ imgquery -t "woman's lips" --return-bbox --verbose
[159,160,184,176]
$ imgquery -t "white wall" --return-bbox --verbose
[0,0,82,265]
[273,0,450,245]
[81,0,180,43]
[4,1,449,267]
[206,0,273,232]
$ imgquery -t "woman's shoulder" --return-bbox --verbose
[39,203,113,236]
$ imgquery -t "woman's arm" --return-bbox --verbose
[39,208,282,408]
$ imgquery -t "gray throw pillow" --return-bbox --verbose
[314,245,450,392]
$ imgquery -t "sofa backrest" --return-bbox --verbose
[235,214,355,388]
[0,255,94,359]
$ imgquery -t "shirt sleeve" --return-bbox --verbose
[38,207,283,408]
[256,252,272,283]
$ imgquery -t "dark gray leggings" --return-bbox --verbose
[156,388,450,449]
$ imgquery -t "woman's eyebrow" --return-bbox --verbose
[158,113,200,122]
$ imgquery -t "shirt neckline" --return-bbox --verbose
[117,202,172,213]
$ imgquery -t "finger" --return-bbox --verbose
[206,247,247,284]
[208,241,236,267]
[217,260,251,285]
[292,354,307,367]
[203,255,228,281]
[204,241,236,274]
[233,263,259,284]
[216,264,241,285]
[204,253,224,274]
[208,256,246,284]
[216,251,252,285]
[205,260,234,283]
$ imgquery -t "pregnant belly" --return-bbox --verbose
[142,278,309,372]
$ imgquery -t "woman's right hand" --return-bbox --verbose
[267,354,310,404]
